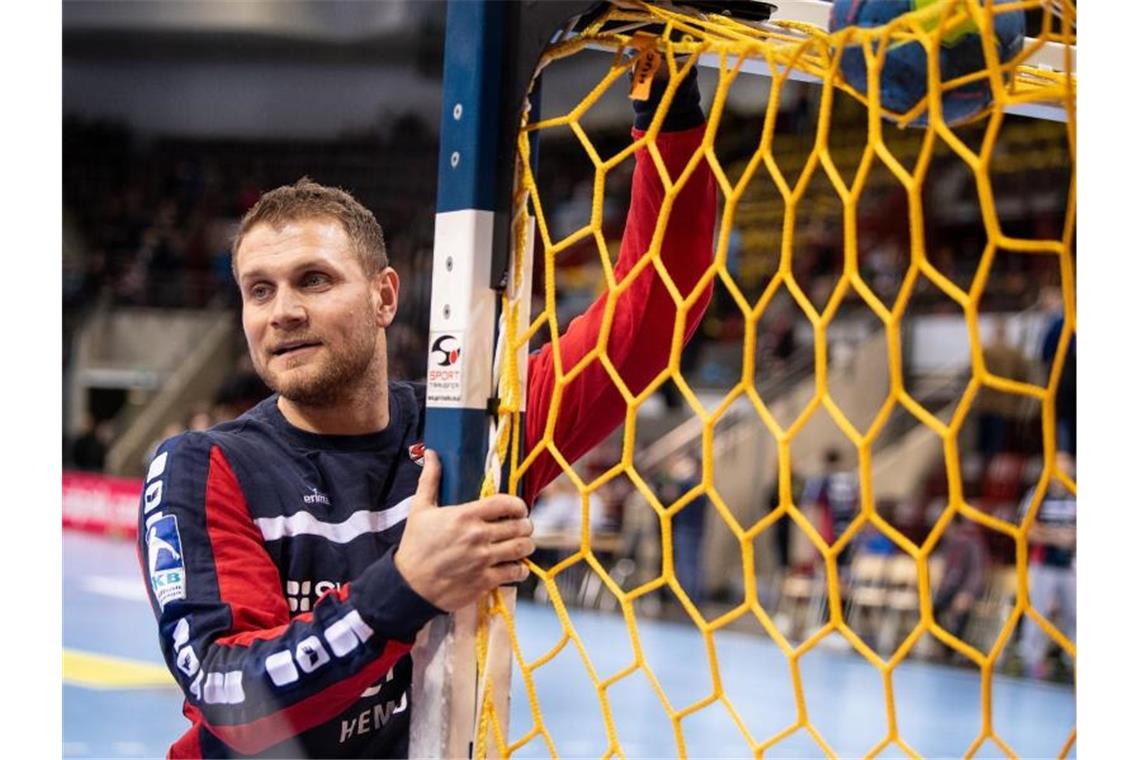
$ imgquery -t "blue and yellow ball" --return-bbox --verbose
[829,0,1025,127]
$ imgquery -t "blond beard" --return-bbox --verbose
[262,330,381,409]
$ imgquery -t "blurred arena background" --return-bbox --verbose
[59,1,1091,757]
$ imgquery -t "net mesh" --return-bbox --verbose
[473,0,1076,756]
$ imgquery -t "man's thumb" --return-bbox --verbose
[413,448,441,509]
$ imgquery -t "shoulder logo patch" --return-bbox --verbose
[147,514,186,609]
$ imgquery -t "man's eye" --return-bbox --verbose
[249,284,272,301]
[302,273,331,288]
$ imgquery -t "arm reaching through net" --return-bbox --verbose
[522,67,716,503]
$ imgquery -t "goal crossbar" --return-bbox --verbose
[579,0,1074,122]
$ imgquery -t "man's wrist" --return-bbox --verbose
[632,65,704,132]
[353,548,443,641]
[392,547,432,607]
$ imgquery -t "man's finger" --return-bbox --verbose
[484,517,533,544]
[473,494,528,522]
[487,537,536,566]
[412,449,441,509]
[488,560,530,588]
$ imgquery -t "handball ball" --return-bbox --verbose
[829,0,1025,127]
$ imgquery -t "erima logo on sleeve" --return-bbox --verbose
[147,515,186,608]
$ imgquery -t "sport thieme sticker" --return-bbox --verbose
[426,332,463,405]
[147,514,187,609]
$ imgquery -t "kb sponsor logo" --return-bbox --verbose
[147,515,186,608]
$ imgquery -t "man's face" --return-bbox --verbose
[235,218,397,407]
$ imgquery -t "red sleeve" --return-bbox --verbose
[522,124,715,502]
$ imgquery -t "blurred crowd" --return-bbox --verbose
[68,354,272,474]
[523,300,1076,682]
[63,113,438,340]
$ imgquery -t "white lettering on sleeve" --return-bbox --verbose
[172,618,190,649]
[203,673,224,704]
[326,610,374,658]
[203,672,245,704]
[176,646,200,678]
[147,452,169,482]
[295,636,330,674]
[223,671,245,704]
[189,670,203,701]
[143,480,164,514]
[344,610,374,643]
[266,650,299,687]
[325,617,361,658]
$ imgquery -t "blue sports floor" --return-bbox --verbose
[63,532,1075,758]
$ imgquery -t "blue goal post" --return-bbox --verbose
[410,2,600,757]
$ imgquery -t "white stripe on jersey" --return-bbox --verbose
[255,496,413,543]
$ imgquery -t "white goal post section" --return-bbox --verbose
[411,1,1075,757]
[412,1,561,756]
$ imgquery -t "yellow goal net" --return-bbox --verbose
[474,0,1076,756]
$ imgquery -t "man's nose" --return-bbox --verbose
[269,287,306,328]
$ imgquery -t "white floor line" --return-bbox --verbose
[81,575,148,602]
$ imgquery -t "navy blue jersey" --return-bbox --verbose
[138,124,717,758]
[139,384,439,757]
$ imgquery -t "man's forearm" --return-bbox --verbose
[522,122,715,502]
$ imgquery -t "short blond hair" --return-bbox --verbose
[232,177,387,277]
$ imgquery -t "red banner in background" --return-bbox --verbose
[62,470,142,539]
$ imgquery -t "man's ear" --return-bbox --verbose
[373,267,400,328]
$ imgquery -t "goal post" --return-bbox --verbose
[412,2,598,757]
[415,0,1076,757]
